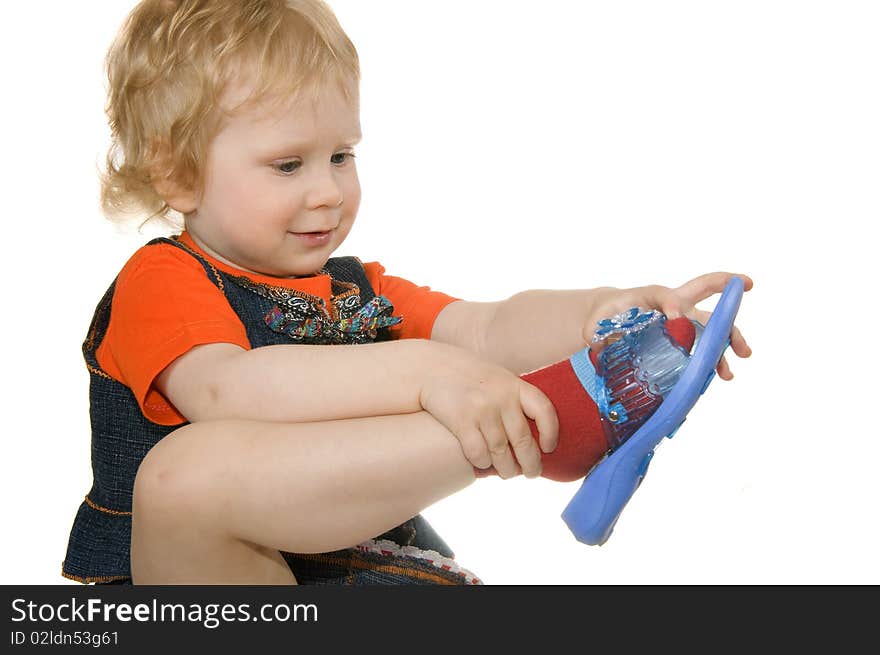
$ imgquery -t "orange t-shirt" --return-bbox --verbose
[95,233,460,425]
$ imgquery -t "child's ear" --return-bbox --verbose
[152,174,199,215]
[149,141,199,214]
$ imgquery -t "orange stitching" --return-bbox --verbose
[170,236,368,323]
[169,235,225,291]
[226,275,364,325]
[84,495,132,516]
[292,553,464,585]
[84,325,97,351]
[232,273,362,320]
[85,363,114,380]
[334,285,359,298]
[228,273,332,308]
[61,565,129,585]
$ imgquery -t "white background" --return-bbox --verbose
[1,1,877,585]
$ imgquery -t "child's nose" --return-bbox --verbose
[305,168,344,209]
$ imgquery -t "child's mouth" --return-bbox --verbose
[292,230,332,246]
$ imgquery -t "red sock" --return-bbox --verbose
[476,316,696,482]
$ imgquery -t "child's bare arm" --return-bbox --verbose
[432,293,600,374]
[434,272,753,378]
[157,338,443,423]
[156,336,558,478]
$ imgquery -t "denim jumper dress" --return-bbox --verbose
[62,236,481,585]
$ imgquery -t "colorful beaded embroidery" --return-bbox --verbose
[265,295,402,341]
[228,273,402,345]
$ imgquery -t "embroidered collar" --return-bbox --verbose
[166,235,402,344]
[229,273,402,345]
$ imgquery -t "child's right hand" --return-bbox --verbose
[418,345,559,479]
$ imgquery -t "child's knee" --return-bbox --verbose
[133,423,213,526]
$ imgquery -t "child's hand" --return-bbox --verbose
[585,272,753,380]
[419,347,559,479]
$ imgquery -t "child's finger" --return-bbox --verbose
[631,285,683,319]
[502,408,541,478]
[519,382,559,454]
[691,308,711,325]
[480,414,519,479]
[675,271,738,305]
[458,427,492,470]
[730,325,752,358]
[716,356,733,380]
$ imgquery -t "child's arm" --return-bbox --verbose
[435,271,753,378]
[156,337,557,477]
[432,291,601,374]
[158,338,446,423]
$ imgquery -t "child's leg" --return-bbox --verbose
[131,412,475,584]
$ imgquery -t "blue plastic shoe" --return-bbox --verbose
[561,276,745,545]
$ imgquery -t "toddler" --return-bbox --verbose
[62,0,751,585]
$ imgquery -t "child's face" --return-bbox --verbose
[184,79,362,278]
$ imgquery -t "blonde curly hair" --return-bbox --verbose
[99,0,359,229]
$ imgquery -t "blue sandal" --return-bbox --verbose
[562,276,745,545]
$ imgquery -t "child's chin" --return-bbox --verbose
[287,258,335,278]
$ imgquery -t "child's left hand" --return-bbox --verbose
[584,272,753,381]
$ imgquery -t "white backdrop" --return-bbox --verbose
[1,1,877,585]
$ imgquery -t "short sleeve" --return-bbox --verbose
[95,244,251,425]
[362,261,461,340]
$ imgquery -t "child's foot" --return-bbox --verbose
[477,310,696,482]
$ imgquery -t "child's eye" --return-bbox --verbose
[275,160,301,175]
[331,152,356,165]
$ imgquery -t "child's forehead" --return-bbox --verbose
[218,75,360,141]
